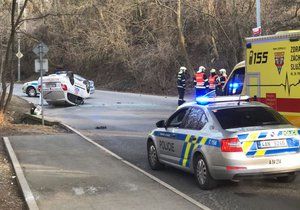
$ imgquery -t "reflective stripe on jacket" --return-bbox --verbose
[208,75,218,89]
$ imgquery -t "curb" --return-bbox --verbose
[23,113,60,126]
[3,137,39,210]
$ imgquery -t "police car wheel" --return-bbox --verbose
[147,141,163,170]
[194,154,217,190]
[276,173,296,183]
[27,87,37,97]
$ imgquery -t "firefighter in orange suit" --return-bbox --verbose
[208,68,218,92]
[193,66,208,96]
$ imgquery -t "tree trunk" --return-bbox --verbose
[176,0,192,75]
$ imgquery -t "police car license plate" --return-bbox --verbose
[47,83,56,88]
[258,139,287,149]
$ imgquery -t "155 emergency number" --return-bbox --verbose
[249,51,268,65]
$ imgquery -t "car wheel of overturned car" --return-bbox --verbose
[84,80,90,93]
[26,86,37,97]
[194,154,217,190]
[147,140,163,170]
[276,173,296,183]
[66,71,75,85]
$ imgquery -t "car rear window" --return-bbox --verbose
[212,106,290,129]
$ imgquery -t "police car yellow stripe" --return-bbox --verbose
[242,141,253,152]
[254,149,266,157]
[182,143,192,167]
[200,137,208,145]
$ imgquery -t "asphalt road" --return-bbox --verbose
[15,84,300,210]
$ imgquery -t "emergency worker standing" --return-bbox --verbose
[194,66,208,96]
[208,68,218,92]
[216,69,227,96]
[177,66,187,106]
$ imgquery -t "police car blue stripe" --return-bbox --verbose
[250,142,257,150]
[258,132,268,138]
[176,133,187,141]
[286,138,300,147]
[205,138,220,148]
[265,148,299,155]
[238,134,248,140]
[246,151,256,156]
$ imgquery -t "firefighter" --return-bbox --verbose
[216,68,227,96]
[208,68,218,92]
[177,66,187,106]
[193,66,208,96]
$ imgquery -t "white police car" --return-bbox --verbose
[22,81,39,97]
[40,71,91,106]
[147,96,300,189]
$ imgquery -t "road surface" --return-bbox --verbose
[14,84,300,210]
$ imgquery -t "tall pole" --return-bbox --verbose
[17,35,21,82]
[256,0,261,28]
[17,0,21,82]
[39,44,44,126]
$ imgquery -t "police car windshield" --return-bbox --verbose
[212,106,289,129]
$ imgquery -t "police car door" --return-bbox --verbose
[158,107,190,165]
[177,107,209,168]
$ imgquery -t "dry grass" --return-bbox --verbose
[0,112,4,126]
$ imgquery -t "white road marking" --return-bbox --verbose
[61,123,211,210]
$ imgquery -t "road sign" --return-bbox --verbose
[33,42,49,57]
[252,26,262,36]
[16,51,23,59]
[35,59,48,73]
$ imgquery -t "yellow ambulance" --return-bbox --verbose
[223,30,300,126]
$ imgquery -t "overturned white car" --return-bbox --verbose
[39,71,91,106]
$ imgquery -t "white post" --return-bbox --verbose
[39,44,44,126]
[17,0,21,82]
[17,35,21,82]
[256,0,261,28]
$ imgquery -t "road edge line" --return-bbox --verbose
[3,137,39,210]
[61,123,211,210]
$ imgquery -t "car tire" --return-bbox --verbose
[194,154,217,190]
[147,140,163,170]
[26,86,37,97]
[276,173,296,183]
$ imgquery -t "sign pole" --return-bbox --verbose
[17,34,21,82]
[39,44,44,126]
[256,0,261,28]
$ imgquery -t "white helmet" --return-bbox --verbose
[219,68,226,74]
[210,68,216,73]
[180,66,187,72]
[198,66,206,73]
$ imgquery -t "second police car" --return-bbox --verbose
[147,96,300,189]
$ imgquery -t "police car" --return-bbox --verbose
[147,96,300,189]
[22,81,39,97]
[40,71,91,106]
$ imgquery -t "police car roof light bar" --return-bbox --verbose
[196,95,250,105]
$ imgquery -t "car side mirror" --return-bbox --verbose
[156,120,166,128]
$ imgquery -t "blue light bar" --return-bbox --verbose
[196,95,250,105]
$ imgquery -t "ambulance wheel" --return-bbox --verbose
[26,87,37,97]
[147,140,163,170]
[193,154,217,190]
[276,173,296,183]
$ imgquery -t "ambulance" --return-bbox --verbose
[223,30,300,127]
